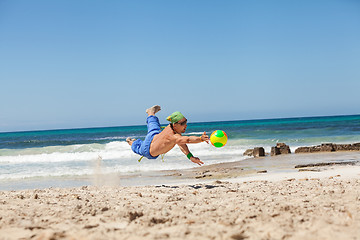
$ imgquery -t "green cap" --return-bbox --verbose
[166,111,185,123]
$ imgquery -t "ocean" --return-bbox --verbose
[1,114,360,190]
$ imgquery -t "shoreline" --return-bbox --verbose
[1,151,360,191]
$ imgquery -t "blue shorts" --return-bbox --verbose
[131,116,161,159]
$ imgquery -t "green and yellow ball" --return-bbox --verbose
[210,130,228,148]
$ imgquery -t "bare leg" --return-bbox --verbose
[146,105,161,116]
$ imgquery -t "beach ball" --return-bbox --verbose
[210,130,228,148]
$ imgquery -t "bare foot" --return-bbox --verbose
[146,105,161,116]
[126,137,136,146]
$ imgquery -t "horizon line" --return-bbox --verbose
[1,113,359,134]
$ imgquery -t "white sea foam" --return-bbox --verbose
[0,140,251,180]
[6,136,344,181]
[93,136,126,140]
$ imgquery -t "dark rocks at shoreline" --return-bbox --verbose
[243,149,253,156]
[243,147,265,157]
[350,143,360,150]
[320,143,335,152]
[242,142,360,157]
[271,143,291,156]
[295,143,360,154]
[335,144,353,151]
[254,147,265,157]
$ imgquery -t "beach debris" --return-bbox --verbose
[155,185,179,188]
[257,170,267,173]
[101,207,109,212]
[298,168,321,172]
[166,195,184,202]
[300,178,309,181]
[25,225,45,230]
[227,189,237,193]
[165,172,182,177]
[186,220,195,225]
[33,231,66,239]
[194,170,213,178]
[84,224,99,229]
[91,210,97,216]
[195,174,209,179]
[346,210,353,219]
[231,231,247,240]
[282,205,291,211]
[17,194,25,199]
[188,184,218,190]
[129,211,144,222]
[271,143,291,156]
[71,194,82,200]
[150,217,167,224]
[295,161,358,168]
[189,185,202,189]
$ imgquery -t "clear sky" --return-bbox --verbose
[1,0,359,132]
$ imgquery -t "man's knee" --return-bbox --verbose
[131,139,142,154]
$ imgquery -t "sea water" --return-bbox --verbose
[1,114,360,189]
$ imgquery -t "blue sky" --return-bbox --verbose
[1,0,359,132]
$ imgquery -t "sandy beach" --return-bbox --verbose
[1,153,360,240]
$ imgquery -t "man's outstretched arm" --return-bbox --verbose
[174,132,209,165]
[174,132,209,145]
[177,143,204,166]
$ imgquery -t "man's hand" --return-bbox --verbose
[200,131,210,144]
[190,156,204,166]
